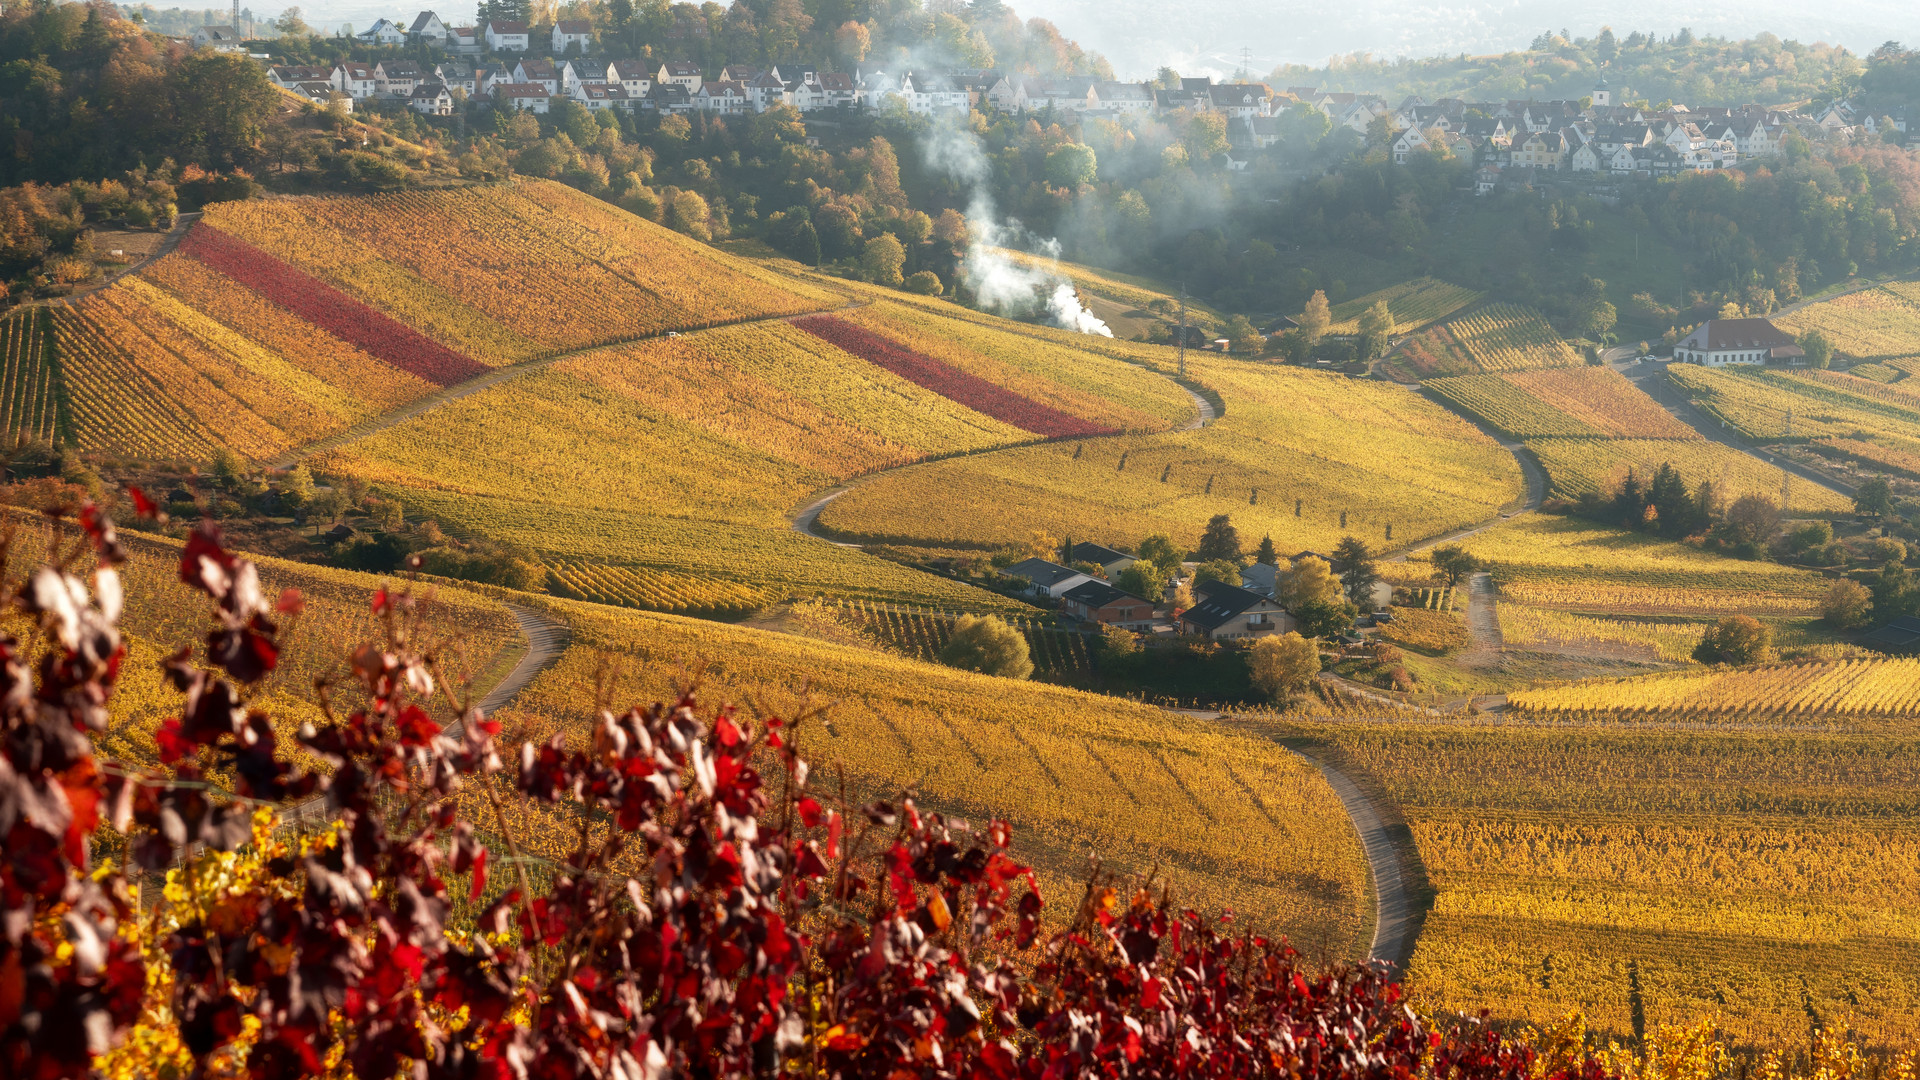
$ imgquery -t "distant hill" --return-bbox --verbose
[1015,0,1917,81]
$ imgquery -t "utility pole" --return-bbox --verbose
[1782,406,1793,509]
[1177,288,1189,380]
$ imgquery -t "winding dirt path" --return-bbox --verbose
[1458,571,1504,670]
[1167,705,1428,974]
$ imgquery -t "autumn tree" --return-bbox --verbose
[862,232,906,286]
[1855,475,1893,518]
[1357,300,1395,359]
[1693,614,1776,665]
[1248,632,1320,701]
[1430,544,1480,587]
[1822,579,1872,629]
[1299,289,1331,343]
[940,614,1033,678]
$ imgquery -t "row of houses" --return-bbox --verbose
[1003,545,1296,642]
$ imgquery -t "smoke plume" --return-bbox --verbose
[925,118,1112,337]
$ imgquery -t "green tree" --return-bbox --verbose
[1225,314,1264,355]
[168,52,280,168]
[1043,143,1097,187]
[1193,559,1241,588]
[210,447,250,493]
[1183,112,1229,161]
[1136,535,1182,574]
[1115,560,1168,602]
[939,614,1033,679]
[1196,514,1241,562]
[1299,290,1331,343]
[1333,536,1380,608]
[904,270,942,295]
[1429,544,1480,587]
[861,233,906,286]
[1096,622,1139,664]
[1800,329,1834,370]
[1292,597,1357,640]
[1255,535,1278,566]
[1357,301,1395,359]
[1247,632,1320,701]
[1822,579,1872,629]
[1692,614,1775,665]
[1855,475,1893,518]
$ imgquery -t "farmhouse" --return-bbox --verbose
[1058,580,1158,631]
[1179,583,1294,641]
[1672,318,1803,367]
[1003,558,1092,599]
[1065,542,1136,575]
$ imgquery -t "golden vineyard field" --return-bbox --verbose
[1280,719,1920,1044]
[0,308,61,444]
[1526,437,1852,513]
[1448,303,1584,371]
[818,356,1523,553]
[1429,367,1697,440]
[1323,277,1483,335]
[1507,657,1920,724]
[477,599,1372,959]
[1775,280,1920,361]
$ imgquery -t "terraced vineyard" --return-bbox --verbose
[0,308,61,443]
[1458,515,1830,616]
[1775,280,1920,362]
[1526,436,1851,514]
[548,561,776,619]
[1448,303,1583,371]
[481,599,1371,958]
[1281,717,1920,1043]
[1429,368,1697,440]
[828,598,1094,676]
[818,356,1524,554]
[1507,657,1920,725]
[1390,322,1478,378]
[1323,277,1483,335]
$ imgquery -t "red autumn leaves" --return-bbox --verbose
[177,225,486,387]
[795,314,1115,439]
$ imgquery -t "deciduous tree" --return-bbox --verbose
[940,613,1033,678]
[1248,632,1320,701]
[1693,613,1775,665]
[1196,513,1240,562]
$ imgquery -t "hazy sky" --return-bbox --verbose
[279,1,1920,81]
[1015,0,1920,79]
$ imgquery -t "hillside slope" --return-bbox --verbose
[43,180,839,461]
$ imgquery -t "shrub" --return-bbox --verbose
[1694,614,1777,665]
[1823,579,1872,629]
[1248,632,1319,701]
[939,613,1033,679]
[904,269,943,295]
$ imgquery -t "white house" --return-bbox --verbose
[494,82,550,113]
[1092,81,1153,114]
[1003,559,1093,600]
[694,80,749,115]
[1569,140,1604,172]
[573,83,632,112]
[409,82,454,115]
[484,19,529,52]
[333,62,378,99]
[608,59,652,98]
[268,64,332,88]
[375,60,425,96]
[407,11,448,45]
[1391,125,1429,164]
[513,58,559,93]
[446,25,480,52]
[357,18,406,45]
[817,71,855,109]
[1672,318,1803,367]
[1474,164,1501,194]
[656,60,703,93]
[433,61,476,95]
[552,19,592,54]
[291,82,349,111]
[745,71,786,111]
[191,25,243,50]
[560,58,609,93]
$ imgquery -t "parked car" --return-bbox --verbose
[1372,610,1394,623]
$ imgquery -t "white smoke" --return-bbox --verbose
[924,118,1112,337]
